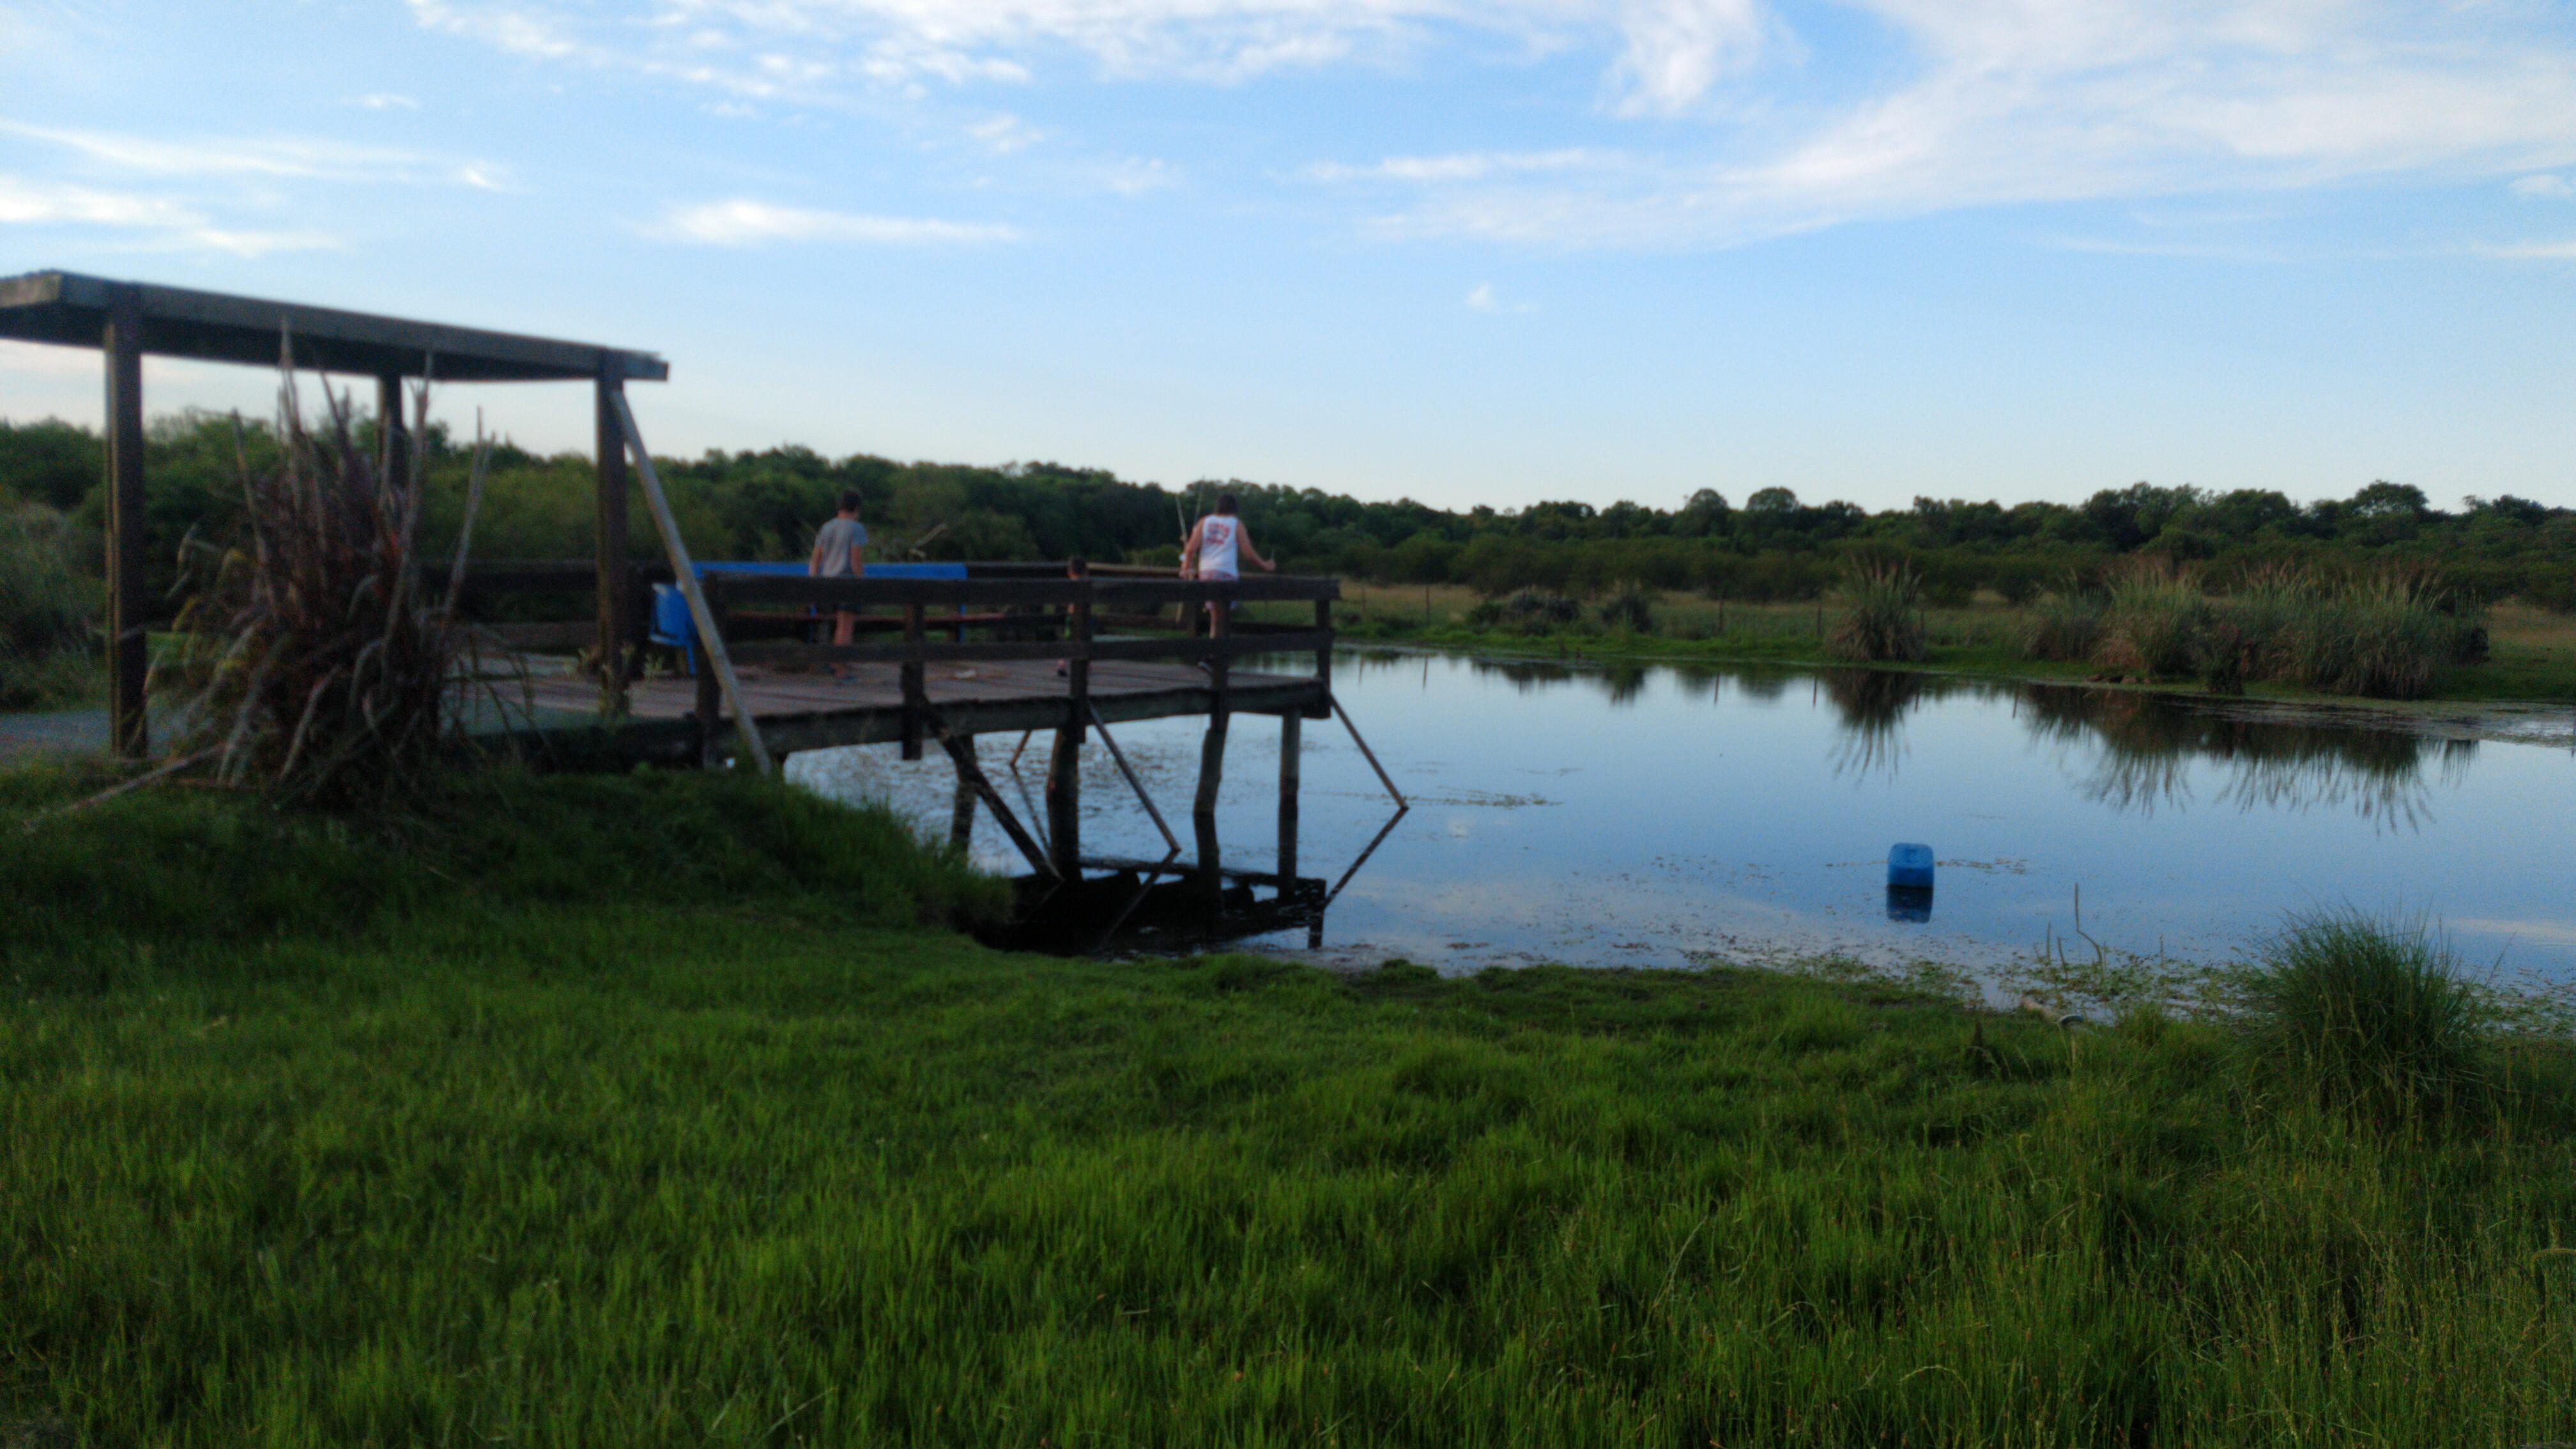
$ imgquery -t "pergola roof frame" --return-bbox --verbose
[0,270,668,383]
[1,268,663,756]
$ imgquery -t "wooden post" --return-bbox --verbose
[950,758,977,850]
[595,373,632,716]
[376,373,409,498]
[1045,579,1091,879]
[102,289,147,758]
[1277,711,1301,884]
[900,602,926,761]
[1314,597,1333,703]
[1193,589,1231,909]
[694,576,725,767]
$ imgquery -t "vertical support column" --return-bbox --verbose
[595,372,632,716]
[694,576,725,767]
[900,602,927,761]
[950,753,979,851]
[102,289,148,759]
[1314,596,1333,702]
[1193,589,1230,908]
[376,373,409,497]
[1045,579,1091,880]
[1277,712,1301,885]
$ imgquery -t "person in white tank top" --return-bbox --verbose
[1181,492,1273,582]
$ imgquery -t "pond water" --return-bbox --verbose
[789,649,2576,986]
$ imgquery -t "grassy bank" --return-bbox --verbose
[1317,583,2576,704]
[6,770,2576,1445]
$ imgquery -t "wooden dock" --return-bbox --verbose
[471,568,1400,903]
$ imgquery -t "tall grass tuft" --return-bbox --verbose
[159,365,477,809]
[2285,566,2484,701]
[2095,557,2206,678]
[1467,586,1583,633]
[2242,910,2489,1123]
[1825,559,1926,663]
[0,500,96,709]
[2022,577,2104,662]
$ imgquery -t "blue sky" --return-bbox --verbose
[4,0,2575,513]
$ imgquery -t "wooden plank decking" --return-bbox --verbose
[515,657,1325,763]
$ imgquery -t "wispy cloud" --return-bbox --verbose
[656,199,1020,246]
[2472,240,2576,261]
[1307,149,1617,185]
[0,172,334,256]
[0,119,505,189]
[353,93,420,111]
[2513,174,2573,199]
[403,0,1763,112]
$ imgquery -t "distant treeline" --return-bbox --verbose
[5,411,2573,608]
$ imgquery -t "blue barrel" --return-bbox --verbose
[1887,843,1935,891]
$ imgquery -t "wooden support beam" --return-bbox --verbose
[1045,583,1091,879]
[1192,712,1228,909]
[376,373,409,498]
[900,602,926,762]
[102,288,147,758]
[950,758,977,850]
[932,718,1055,880]
[607,390,772,772]
[694,577,726,767]
[1278,711,1301,884]
[594,373,632,715]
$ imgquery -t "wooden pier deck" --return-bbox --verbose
[516,656,1326,762]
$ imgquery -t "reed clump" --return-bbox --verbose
[2239,910,2492,1123]
[1825,559,1926,663]
[0,500,95,709]
[2021,577,2105,663]
[2094,558,2207,678]
[159,370,473,809]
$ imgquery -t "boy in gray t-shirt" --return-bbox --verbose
[808,490,870,652]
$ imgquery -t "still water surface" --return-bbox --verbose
[791,650,2576,984]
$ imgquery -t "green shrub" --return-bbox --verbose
[0,502,96,709]
[1595,581,1655,633]
[1825,560,1926,663]
[2283,568,2480,700]
[1467,587,1582,633]
[2241,910,2489,1123]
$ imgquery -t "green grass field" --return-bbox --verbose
[1317,584,2576,705]
[5,769,2576,1446]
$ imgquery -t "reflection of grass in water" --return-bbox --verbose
[1821,669,1944,779]
[2017,685,2446,825]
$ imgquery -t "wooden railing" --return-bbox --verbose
[698,572,1338,758]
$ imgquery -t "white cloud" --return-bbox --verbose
[969,113,1045,154]
[656,199,1020,245]
[1308,148,1616,184]
[2513,174,2573,199]
[355,93,421,111]
[408,0,2576,250]
[0,119,506,190]
[1098,157,1180,195]
[404,0,1748,111]
[2474,240,2576,260]
[1466,281,1499,310]
[0,173,335,256]
[1349,3,2576,247]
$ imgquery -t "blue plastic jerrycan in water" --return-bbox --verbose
[1887,843,1935,890]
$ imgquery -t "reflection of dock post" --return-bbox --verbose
[1276,712,1300,884]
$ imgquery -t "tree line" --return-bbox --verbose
[5,411,2572,610]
